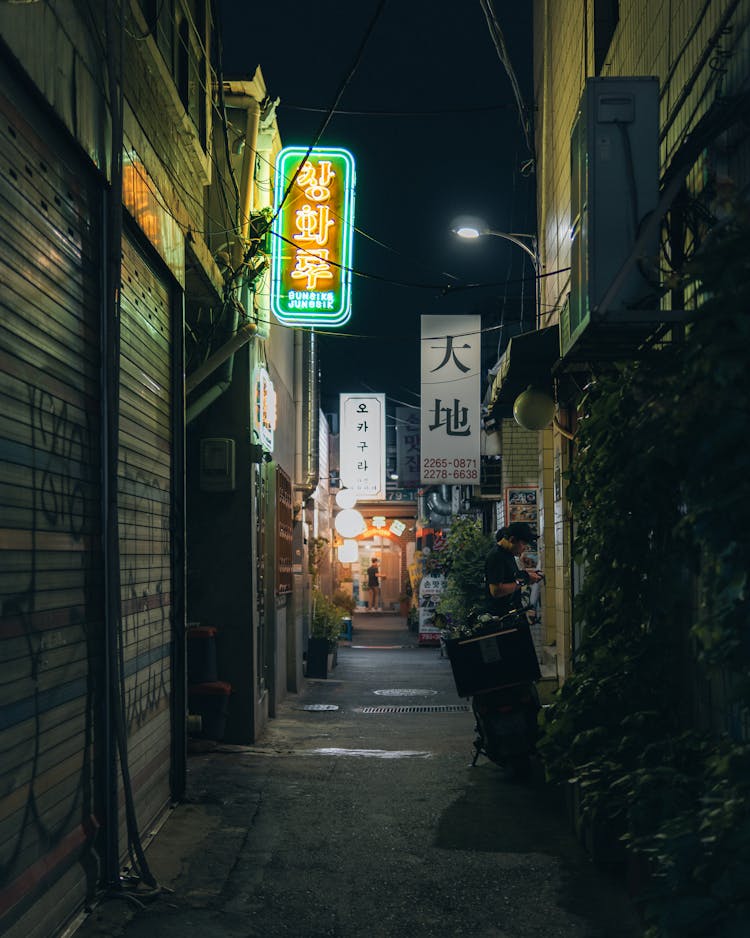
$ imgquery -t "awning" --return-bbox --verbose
[485,325,560,419]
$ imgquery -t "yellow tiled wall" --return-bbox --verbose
[532,0,750,678]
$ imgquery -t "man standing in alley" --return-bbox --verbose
[485,523,544,618]
[367,557,383,611]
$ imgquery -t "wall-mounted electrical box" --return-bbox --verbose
[563,76,660,361]
[200,437,236,492]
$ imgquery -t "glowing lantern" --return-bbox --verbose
[337,539,359,563]
[334,508,366,538]
[335,488,357,509]
[513,386,555,430]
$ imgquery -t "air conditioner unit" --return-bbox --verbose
[563,77,660,360]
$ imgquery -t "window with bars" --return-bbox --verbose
[480,455,502,496]
[276,466,293,594]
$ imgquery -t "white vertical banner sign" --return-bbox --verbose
[339,393,386,500]
[420,315,481,484]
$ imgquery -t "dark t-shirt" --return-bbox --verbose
[367,565,379,588]
[484,544,521,617]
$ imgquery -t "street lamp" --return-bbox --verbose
[452,219,541,327]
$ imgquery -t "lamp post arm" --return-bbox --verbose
[485,229,540,270]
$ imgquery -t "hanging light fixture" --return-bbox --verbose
[337,539,359,563]
[335,488,357,509]
[513,386,556,430]
[334,508,366,538]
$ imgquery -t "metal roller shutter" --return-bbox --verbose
[117,232,174,838]
[0,77,102,934]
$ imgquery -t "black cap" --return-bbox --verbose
[497,522,538,544]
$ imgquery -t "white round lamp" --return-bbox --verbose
[335,488,357,509]
[334,508,366,538]
[337,539,359,563]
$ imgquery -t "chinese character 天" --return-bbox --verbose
[430,335,472,373]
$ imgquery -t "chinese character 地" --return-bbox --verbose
[428,398,471,436]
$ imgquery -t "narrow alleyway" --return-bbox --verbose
[74,614,642,938]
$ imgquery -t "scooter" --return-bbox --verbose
[470,669,540,781]
[444,579,543,782]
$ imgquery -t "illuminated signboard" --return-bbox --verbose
[253,367,277,451]
[339,393,385,500]
[270,146,356,327]
[420,314,481,484]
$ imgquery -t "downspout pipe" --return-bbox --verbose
[186,319,256,394]
[426,484,452,527]
[293,330,320,502]
[186,92,261,423]
[229,96,261,270]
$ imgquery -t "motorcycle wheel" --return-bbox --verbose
[505,753,532,783]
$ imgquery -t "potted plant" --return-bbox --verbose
[307,590,344,678]
[398,578,413,617]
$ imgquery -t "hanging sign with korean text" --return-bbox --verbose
[420,315,481,484]
[270,146,356,327]
[339,393,385,500]
[253,366,277,452]
[396,405,420,487]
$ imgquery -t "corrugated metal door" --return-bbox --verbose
[0,77,103,933]
[117,232,174,840]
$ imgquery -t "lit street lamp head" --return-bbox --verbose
[450,216,543,328]
[454,226,482,239]
[450,215,488,240]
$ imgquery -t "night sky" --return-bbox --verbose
[217,0,535,412]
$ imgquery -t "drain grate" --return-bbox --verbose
[359,705,470,714]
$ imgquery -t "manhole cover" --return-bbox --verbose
[373,688,438,698]
[300,704,340,711]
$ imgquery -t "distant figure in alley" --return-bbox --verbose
[367,557,383,610]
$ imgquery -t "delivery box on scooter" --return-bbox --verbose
[445,618,541,698]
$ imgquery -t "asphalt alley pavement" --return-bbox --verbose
[72,613,643,938]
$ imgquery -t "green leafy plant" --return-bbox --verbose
[434,516,494,633]
[311,589,346,645]
[308,536,329,588]
[332,589,356,616]
[539,211,750,936]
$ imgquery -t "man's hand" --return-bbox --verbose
[516,569,544,586]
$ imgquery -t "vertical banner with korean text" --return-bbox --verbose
[339,393,386,500]
[420,315,481,484]
[395,406,420,487]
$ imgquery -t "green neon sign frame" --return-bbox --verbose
[270,146,355,327]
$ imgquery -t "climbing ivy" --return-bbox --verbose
[539,213,750,937]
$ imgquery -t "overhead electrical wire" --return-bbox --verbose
[279,102,525,117]
[272,230,570,293]
[270,0,390,225]
[254,146,462,283]
[478,0,534,158]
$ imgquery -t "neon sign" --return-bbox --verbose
[270,147,356,327]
